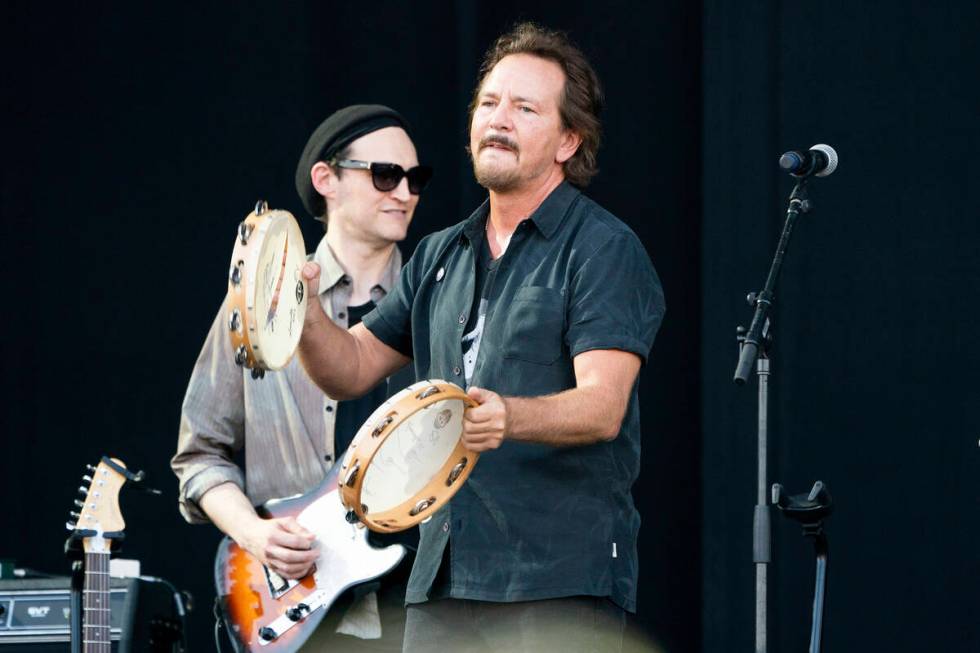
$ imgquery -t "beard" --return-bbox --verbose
[471,135,522,192]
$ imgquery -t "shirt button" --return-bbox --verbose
[324,454,332,462]
[442,521,450,533]
[338,312,346,319]
[325,405,334,413]
[458,313,465,324]
[453,366,461,376]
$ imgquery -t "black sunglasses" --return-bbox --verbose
[332,159,433,195]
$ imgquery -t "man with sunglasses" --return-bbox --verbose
[173,104,431,651]
[297,24,665,653]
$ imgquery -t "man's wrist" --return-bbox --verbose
[501,395,516,440]
[229,512,264,549]
[303,301,328,328]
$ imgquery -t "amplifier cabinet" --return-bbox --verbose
[0,577,137,650]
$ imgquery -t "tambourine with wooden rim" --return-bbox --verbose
[340,380,479,533]
[227,200,308,379]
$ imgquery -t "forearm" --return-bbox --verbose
[199,482,318,577]
[198,482,262,544]
[297,301,373,399]
[505,384,627,446]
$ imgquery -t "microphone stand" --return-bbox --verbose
[734,176,812,653]
[773,481,833,653]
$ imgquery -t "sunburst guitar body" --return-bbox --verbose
[214,462,404,651]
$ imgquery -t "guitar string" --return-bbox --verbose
[84,551,111,652]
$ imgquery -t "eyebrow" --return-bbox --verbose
[479,91,540,105]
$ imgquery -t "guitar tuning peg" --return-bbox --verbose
[86,464,97,472]
[82,475,93,483]
[77,486,89,495]
[70,511,81,519]
[66,521,77,531]
[74,499,84,508]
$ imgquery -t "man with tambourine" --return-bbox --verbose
[173,105,431,651]
[297,24,666,653]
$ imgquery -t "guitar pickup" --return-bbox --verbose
[263,565,315,600]
[256,591,329,646]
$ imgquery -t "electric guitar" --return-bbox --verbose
[65,457,135,653]
[214,460,404,651]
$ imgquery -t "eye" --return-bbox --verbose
[480,99,496,108]
[518,105,536,114]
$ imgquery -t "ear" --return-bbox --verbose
[555,129,582,164]
[310,161,339,201]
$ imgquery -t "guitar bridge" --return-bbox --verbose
[256,590,330,646]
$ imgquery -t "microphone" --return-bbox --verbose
[779,144,838,177]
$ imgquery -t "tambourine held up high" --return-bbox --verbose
[227,200,308,378]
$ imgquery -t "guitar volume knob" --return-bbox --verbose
[258,626,277,641]
[286,601,311,621]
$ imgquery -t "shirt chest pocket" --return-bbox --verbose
[500,286,565,365]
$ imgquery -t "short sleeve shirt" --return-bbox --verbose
[362,181,665,612]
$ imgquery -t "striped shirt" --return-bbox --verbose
[173,236,400,519]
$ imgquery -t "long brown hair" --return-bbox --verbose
[469,22,604,188]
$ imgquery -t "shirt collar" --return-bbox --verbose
[311,236,402,295]
[461,199,491,245]
[528,180,580,238]
[459,180,580,244]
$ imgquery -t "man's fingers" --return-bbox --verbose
[268,560,315,579]
[266,544,319,565]
[302,262,320,281]
[460,436,495,453]
[269,525,315,551]
[277,517,314,538]
[464,403,496,423]
[462,431,494,444]
[466,386,488,403]
[462,387,507,449]
[302,262,320,297]
[464,418,503,434]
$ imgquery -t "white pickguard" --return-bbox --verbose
[299,487,405,594]
[255,488,405,646]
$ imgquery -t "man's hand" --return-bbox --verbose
[301,261,321,296]
[463,386,509,452]
[300,261,329,330]
[238,516,319,579]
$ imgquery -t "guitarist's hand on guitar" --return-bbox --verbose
[241,516,319,579]
[200,482,320,579]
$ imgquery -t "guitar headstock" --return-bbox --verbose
[67,457,130,553]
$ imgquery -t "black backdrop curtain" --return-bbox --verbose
[2,1,976,651]
[702,2,978,652]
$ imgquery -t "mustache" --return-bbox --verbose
[479,134,519,152]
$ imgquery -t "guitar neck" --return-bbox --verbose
[83,551,112,653]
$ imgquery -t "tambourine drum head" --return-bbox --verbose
[227,204,307,372]
[361,398,466,513]
[340,380,478,532]
[249,216,306,368]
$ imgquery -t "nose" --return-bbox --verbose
[488,101,513,132]
[390,175,411,202]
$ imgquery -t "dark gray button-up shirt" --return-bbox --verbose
[363,181,665,612]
